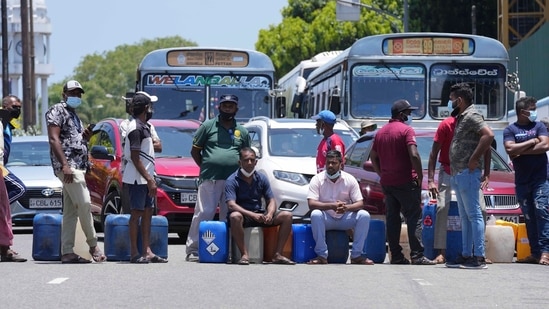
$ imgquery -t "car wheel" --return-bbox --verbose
[101,190,122,230]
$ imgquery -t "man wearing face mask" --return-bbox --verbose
[46,80,105,263]
[370,99,435,265]
[312,110,345,173]
[122,92,167,263]
[185,94,250,262]
[1,95,27,211]
[226,147,295,265]
[447,82,493,269]
[307,150,373,265]
[504,96,549,266]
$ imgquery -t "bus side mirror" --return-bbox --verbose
[329,95,340,115]
[276,97,286,118]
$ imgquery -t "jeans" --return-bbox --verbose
[382,181,424,260]
[309,209,370,259]
[451,168,485,258]
[515,180,549,257]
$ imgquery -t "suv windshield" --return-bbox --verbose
[269,128,357,157]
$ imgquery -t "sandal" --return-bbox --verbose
[539,252,549,266]
[0,249,27,262]
[130,256,149,264]
[271,256,296,265]
[434,254,446,264]
[61,254,91,264]
[307,256,328,265]
[149,255,168,263]
[89,246,107,263]
[237,258,249,265]
[350,256,374,265]
[516,255,540,264]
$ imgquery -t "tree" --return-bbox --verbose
[47,36,197,124]
[256,0,401,79]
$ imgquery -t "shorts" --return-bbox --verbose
[124,183,154,211]
[240,210,283,228]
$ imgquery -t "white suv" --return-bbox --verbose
[243,117,359,221]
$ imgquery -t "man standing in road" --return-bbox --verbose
[46,80,105,264]
[185,94,250,262]
[312,110,345,173]
[1,95,26,208]
[504,96,549,266]
[370,99,435,265]
[447,82,493,269]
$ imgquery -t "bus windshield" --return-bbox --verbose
[350,63,426,118]
[142,73,272,122]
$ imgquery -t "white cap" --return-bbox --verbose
[135,91,158,102]
[63,80,85,93]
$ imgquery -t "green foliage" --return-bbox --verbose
[48,36,197,124]
[256,0,401,79]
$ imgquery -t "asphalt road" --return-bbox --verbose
[2,227,548,309]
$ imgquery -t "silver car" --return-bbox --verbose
[7,135,62,225]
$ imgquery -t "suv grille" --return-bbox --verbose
[18,187,63,209]
[484,194,519,210]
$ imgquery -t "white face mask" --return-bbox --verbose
[240,168,255,177]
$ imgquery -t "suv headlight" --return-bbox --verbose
[273,170,308,186]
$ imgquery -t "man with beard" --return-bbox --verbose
[185,94,251,262]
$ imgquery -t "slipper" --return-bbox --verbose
[434,254,446,264]
[149,255,168,263]
[130,256,149,264]
[271,256,296,265]
[350,256,374,265]
[307,256,328,265]
[516,255,540,264]
[89,247,107,263]
[539,252,549,266]
[237,258,249,265]
[62,255,92,264]
[0,250,27,262]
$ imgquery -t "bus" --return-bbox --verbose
[277,51,342,118]
[304,33,510,151]
[135,47,282,122]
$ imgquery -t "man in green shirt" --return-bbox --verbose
[185,94,250,261]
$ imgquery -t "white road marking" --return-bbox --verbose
[413,279,432,286]
[48,278,69,284]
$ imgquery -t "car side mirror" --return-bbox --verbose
[90,145,115,161]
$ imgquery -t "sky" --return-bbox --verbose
[44,0,288,83]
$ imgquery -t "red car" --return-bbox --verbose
[86,118,201,238]
[344,130,522,223]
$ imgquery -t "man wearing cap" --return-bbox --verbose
[370,99,435,265]
[46,80,106,263]
[312,110,345,173]
[122,92,167,263]
[185,94,250,262]
[359,120,377,136]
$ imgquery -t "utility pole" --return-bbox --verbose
[21,0,31,131]
[1,0,8,97]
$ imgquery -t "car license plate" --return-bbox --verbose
[29,198,62,209]
[180,193,198,203]
[489,216,519,224]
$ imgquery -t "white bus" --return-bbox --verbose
[277,51,342,118]
[305,33,510,133]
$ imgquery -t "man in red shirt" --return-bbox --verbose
[312,110,345,173]
[370,99,435,265]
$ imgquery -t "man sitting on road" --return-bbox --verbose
[226,147,295,265]
[307,150,373,265]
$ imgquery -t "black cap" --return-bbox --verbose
[132,93,152,106]
[219,94,238,105]
[391,99,418,114]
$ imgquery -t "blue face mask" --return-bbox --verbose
[66,96,82,108]
[326,170,340,180]
[447,100,454,114]
[528,110,537,122]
